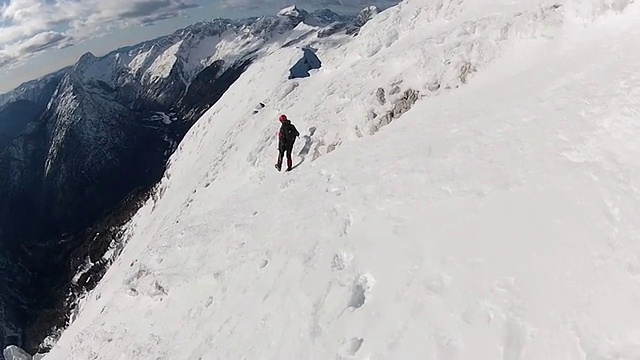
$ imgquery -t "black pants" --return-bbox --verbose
[277,147,293,169]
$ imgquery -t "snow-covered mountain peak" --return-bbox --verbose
[278,5,304,18]
[275,5,355,28]
[72,51,120,86]
[76,51,96,63]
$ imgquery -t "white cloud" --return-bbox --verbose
[13,30,71,54]
[0,0,198,68]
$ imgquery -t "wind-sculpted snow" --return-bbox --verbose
[565,0,636,21]
[42,0,640,359]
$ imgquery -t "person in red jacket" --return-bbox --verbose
[275,114,299,171]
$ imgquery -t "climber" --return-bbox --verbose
[275,114,299,171]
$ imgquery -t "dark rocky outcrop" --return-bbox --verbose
[370,88,420,135]
[0,101,41,151]
[0,72,67,152]
[347,6,380,35]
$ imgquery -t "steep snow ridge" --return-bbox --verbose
[152,0,567,209]
[43,1,640,359]
[278,5,303,18]
[0,7,374,357]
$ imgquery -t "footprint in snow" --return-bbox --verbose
[340,214,353,237]
[331,252,354,271]
[502,317,527,360]
[347,273,375,310]
[338,337,364,358]
[424,273,451,296]
[124,266,168,300]
[280,178,294,189]
[434,329,463,360]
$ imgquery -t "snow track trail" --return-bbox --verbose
[43,1,640,359]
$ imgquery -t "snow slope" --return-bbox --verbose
[44,0,640,358]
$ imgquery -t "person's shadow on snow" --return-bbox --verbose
[292,126,316,170]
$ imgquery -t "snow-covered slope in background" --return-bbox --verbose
[45,0,640,358]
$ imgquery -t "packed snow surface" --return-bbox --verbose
[44,0,640,359]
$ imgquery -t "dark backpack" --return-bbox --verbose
[281,122,299,144]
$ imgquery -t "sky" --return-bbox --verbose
[0,0,392,93]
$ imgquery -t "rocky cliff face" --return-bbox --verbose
[0,6,379,356]
[0,71,67,152]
